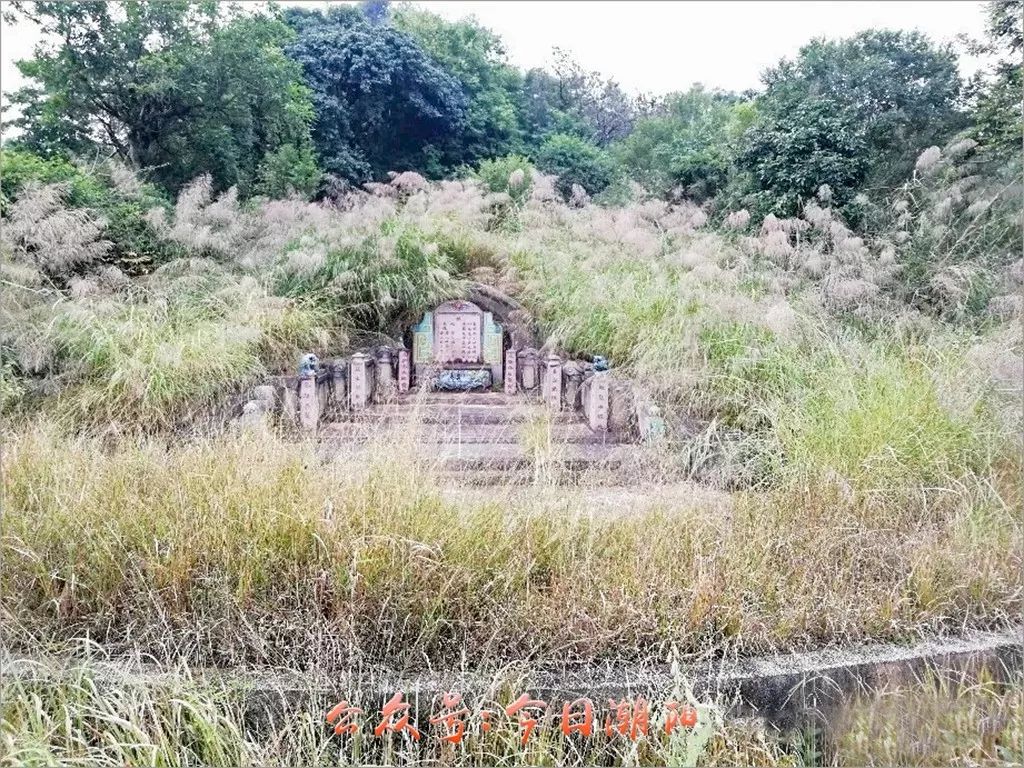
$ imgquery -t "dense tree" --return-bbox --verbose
[739,30,962,213]
[615,86,755,201]
[393,7,525,166]
[740,100,868,215]
[285,9,468,181]
[8,2,319,196]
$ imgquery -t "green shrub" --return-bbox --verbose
[256,143,322,200]
[1,148,178,274]
[534,133,615,200]
[475,153,534,205]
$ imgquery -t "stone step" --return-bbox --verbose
[320,421,620,445]
[393,391,533,407]
[424,441,628,469]
[437,466,630,487]
[342,403,579,426]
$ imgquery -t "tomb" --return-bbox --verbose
[412,300,504,391]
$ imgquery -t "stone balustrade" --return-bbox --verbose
[234,342,663,445]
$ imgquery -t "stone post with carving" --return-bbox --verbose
[504,348,517,394]
[349,352,372,410]
[397,348,411,394]
[298,373,319,432]
[544,353,562,411]
[587,371,610,431]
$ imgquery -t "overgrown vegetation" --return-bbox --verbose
[1,1,1021,765]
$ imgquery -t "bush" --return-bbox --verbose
[255,143,322,200]
[534,133,616,200]
[475,154,534,205]
[0,148,178,275]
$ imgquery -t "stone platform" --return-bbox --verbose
[318,391,637,486]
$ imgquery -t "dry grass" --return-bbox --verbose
[1,647,1019,767]
[2,424,1020,673]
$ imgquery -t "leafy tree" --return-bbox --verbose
[520,50,646,150]
[615,86,755,201]
[8,2,319,196]
[740,100,867,216]
[535,133,615,199]
[966,0,1023,159]
[740,30,962,214]
[393,7,524,165]
[285,11,467,182]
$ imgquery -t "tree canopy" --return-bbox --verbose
[8,1,317,195]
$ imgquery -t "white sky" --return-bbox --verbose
[1,1,990,110]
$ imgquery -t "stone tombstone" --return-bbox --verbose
[349,352,372,410]
[299,373,319,431]
[544,353,562,411]
[587,371,610,432]
[503,348,518,394]
[518,347,540,391]
[397,348,411,394]
[433,300,484,364]
[562,360,583,410]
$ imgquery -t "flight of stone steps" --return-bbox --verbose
[319,391,640,486]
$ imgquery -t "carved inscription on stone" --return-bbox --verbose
[434,301,483,364]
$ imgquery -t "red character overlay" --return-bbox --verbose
[505,693,548,745]
[479,709,494,733]
[374,691,421,740]
[664,701,699,734]
[325,700,364,736]
[604,697,649,741]
[560,697,595,737]
[429,691,471,744]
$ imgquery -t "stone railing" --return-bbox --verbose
[235,345,664,442]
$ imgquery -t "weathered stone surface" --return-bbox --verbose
[434,300,483,364]
[586,372,610,432]
[234,399,270,433]
[518,347,540,391]
[544,353,562,411]
[503,348,517,394]
[299,375,319,431]
[252,385,277,406]
[349,353,372,410]
[397,349,411,394]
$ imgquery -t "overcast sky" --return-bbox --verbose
[1,1,990,106]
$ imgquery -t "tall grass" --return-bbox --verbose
[1,649,1019,767]
[2,424,1019,672]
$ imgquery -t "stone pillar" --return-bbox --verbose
[349,352,372,410]
[330,359,347,414]
[518,348,540,391]
[544,353,562,411]
[299,373,319,431]
[374,348,394,403]
[587,371,610,432]
[397,348,411,394]
[503,348,517,394]
[281,379,299,425]
[562,360,583,411]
